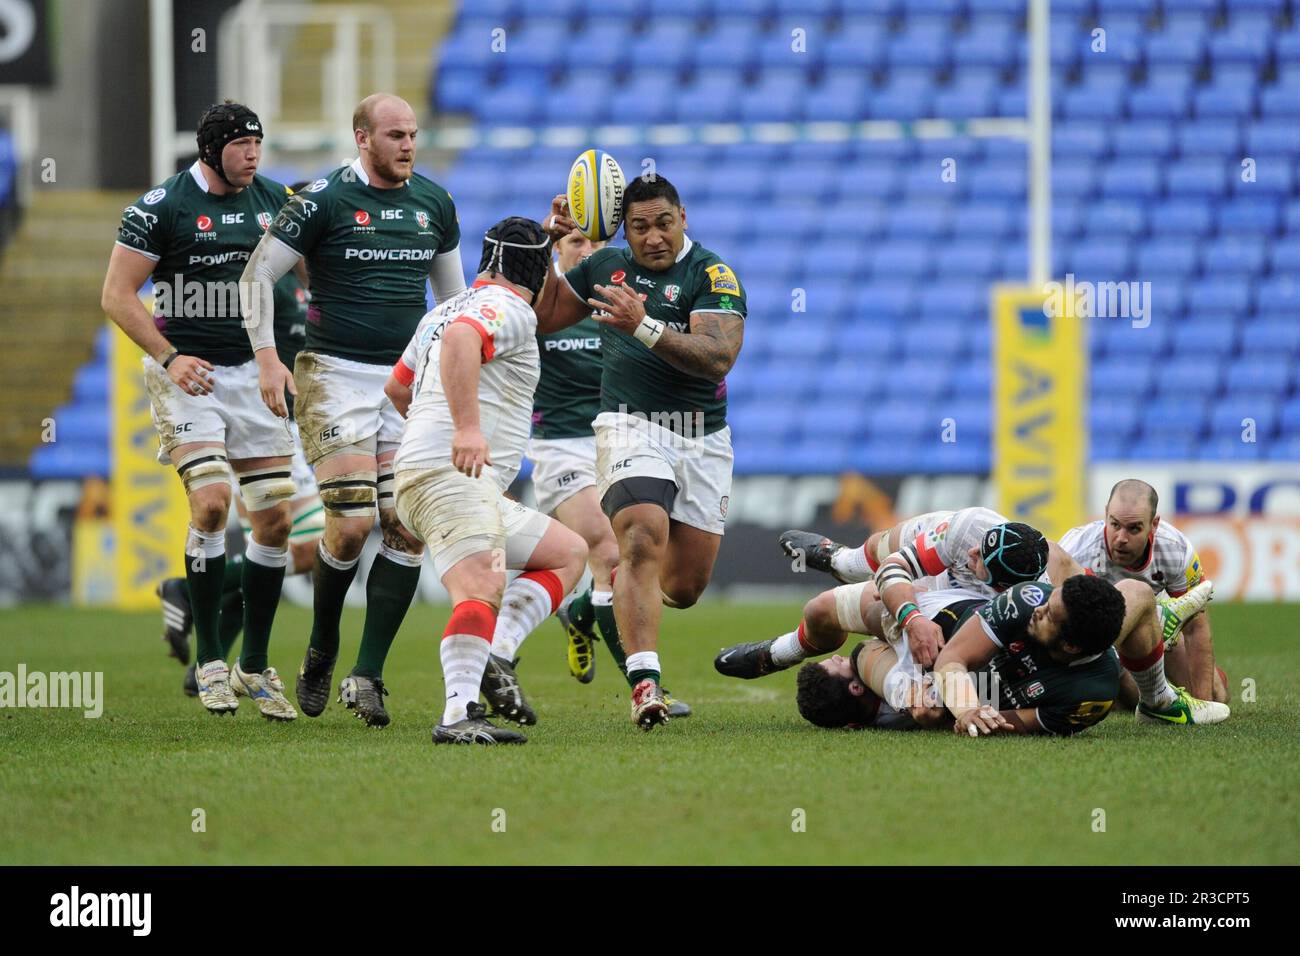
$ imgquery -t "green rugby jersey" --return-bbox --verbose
[534,315,602,439]
[116,163,291,365]
[267,159,460,365]
[562,237,745,436]
[976,582,1120,736]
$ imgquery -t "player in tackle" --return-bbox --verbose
[795,576,1127,737]
[241,93,465,727]
[387,217,588,743]
[531,227,692,716]
[535,174,745,729]
[103,101,298,718]
[1061,478,1229,705]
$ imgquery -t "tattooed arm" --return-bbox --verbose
[586,281,744,380]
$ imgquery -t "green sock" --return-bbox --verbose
[238,552,287,674]
[219,589,245,660]
[593,602,635,688]
[569,587,595,632]
[309,547,359,659]
[187,551,226,665]
[352,553,421,679]
[179,553,244,604]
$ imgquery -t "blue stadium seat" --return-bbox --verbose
[1209,401,1277,440]
[1202,237,1267,276]
[1230,155,1295,195]
[1145,31,1204,67]
[1194,85,1256,119]
[1135,239,1198,277]
[1187,278,1253,317]
[1155,359,1224,396]
[952,202,1015,238]
[1100,160,1162,199]
[1177,120,1242,157]
[1089,399,1141,439]
[1112,121,1174,158]
[1165,160,1228,197]
[1259,83,1300,117]
[1168,320,1238,357]
[1217,200,1280,236]
[1091,360,1153,400]
[1054,123,1109,160]
[1128,87,1190,121]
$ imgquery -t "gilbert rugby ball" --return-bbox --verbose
[566,149,625,241]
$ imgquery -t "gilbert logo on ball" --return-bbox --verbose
[567,149,625,241]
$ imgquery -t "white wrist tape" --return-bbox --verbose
[633,316,665,348]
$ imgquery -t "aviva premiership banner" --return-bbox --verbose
[110,322,190,608]
[991,285,1086,540]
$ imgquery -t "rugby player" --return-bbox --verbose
[718,509,1050,678]
[535,174,745,730]
[103,101,298,719]
[158,257,324,696]
[241,93,465,727]
[1061,478,1229,704]
[795,576,1127,737]
[387,217,587,743]
[531,227,691,716]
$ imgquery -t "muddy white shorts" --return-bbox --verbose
[394,464,550,579]
[292,351,405,464]
[529,435,598,515]
[592,411,733,535]
[145,356,294,462]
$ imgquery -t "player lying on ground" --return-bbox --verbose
[796,578,1126,736]
[1061,478,1228,704]
[781,537,1227,728]
[534,174,746,730]
[241,93,466,727]
[157,204,322,696]
[104,101,299,718]
[718,510,1051,678]
[530,227,691,715]
[387,217,587,744]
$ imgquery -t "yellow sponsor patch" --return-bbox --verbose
[706,263,739,294]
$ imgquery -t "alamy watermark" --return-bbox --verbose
[1043,273,1152,328]
[0,664,103,718]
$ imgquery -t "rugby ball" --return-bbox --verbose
[567,149,625,241]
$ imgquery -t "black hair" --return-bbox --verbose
[795,662,860,728]
[621,173,681,223]
[981,521,1049,588]
[478,216,551,295]
[1058,575,1127,657]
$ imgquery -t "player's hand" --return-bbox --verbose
[167,354,215,396]
[255,352,296,419]
[904,615,945,669]
[543,195,579,241]
[954,705,1012,737]
[588,281,646,335]
[451,426,492,479]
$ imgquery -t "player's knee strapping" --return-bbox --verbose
[237,465,296,512]
[377,463,396,514]
[176,448,232,495]
[318,470,378,520]
[601,476,677,520]
[833,582,871,633]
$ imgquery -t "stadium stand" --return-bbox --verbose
[33,0,1300,478]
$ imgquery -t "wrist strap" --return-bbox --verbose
[160,349,179,370]
[897,602,921,628]
[633,316,665,348]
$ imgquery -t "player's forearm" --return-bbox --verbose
[933,661,982,718]
[441,327,483,430]
[102,286,172,361]
[652,325,736,381]
[874,559,920,619]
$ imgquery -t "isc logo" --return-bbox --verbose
[381,209,404,220]
[173,423,192,434]
[320,425,341,442]
[221,213,245,224]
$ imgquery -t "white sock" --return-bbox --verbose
[832,544,873,581]
[440,634,492,725]
[492,575,555,661]
[186,525,226,560]
[1128,650,1177,709]
[318,541,359,571]
[770,627,811,667]
[245,537,289,568]
[591,589,613,607]
[625,651,660,679]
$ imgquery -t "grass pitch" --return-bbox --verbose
[1,601,1297,865]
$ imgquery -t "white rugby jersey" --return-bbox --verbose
[893,507,1018,596]
[1059,519,1204,597]
[392,279,539,490]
